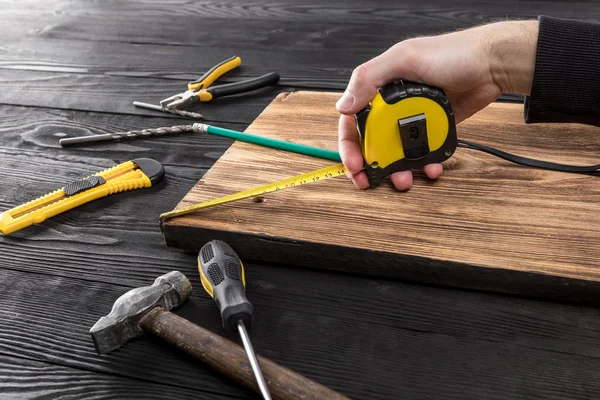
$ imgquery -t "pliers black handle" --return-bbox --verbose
[199,72,280,101]
[160,56,280,109]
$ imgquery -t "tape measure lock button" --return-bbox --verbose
[355,80,458,187]
[355,105,370,142]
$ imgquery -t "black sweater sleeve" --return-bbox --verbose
[525,15,600,126]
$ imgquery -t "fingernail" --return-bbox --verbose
[336,91,354,112]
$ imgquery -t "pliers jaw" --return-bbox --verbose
[160,89,198,110]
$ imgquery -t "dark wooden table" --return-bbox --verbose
[1,1,599,399]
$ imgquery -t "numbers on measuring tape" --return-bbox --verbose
[253,169,342,196]
[160,163,350,220]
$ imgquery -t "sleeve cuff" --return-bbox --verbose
[525,15,600,126]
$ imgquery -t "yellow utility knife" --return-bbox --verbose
[0,158,164,235]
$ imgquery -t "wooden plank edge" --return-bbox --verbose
[161,225,600,305]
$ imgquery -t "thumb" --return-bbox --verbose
[336,43,421,115]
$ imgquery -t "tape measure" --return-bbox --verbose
[355,80,457,187]
[160,81,456,220]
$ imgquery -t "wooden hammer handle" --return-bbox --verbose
[139,307,350,400]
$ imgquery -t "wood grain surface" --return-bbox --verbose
[2,1,600,399]
[2,256,600,400]
[6,0,586,116]
[164,91,600,301]
[0,354,230,399]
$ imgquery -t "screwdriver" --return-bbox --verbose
[198,240,271,400]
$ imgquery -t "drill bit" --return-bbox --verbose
[59,125,199,147]
[133,101,204,119]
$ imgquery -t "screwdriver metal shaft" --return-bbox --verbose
[238,322,271,400]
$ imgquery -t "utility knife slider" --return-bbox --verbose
[0,158,164,235]
[355,81,457,187]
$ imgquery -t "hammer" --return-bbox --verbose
[90,271,350,400]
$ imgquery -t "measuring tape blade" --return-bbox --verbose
[160,162,347,220]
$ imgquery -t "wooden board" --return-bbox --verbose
[162,91,600,302]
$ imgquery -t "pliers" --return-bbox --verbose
[160,56,280,109]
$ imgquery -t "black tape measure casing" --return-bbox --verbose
[355,81,457,187]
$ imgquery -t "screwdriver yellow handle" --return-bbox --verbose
[198,240,253,330]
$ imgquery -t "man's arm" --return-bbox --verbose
[525,16,600,126]
[336,20,538,190]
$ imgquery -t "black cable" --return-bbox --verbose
[457,139,600,175]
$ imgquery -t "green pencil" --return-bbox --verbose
[192,123,342,162]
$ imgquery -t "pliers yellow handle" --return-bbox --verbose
[160,56,280,109]
[187,55,241,91]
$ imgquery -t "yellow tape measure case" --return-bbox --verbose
[355,81,457,187]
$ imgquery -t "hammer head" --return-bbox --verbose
[90,271,192,354]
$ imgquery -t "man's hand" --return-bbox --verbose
[337,20,539,190]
